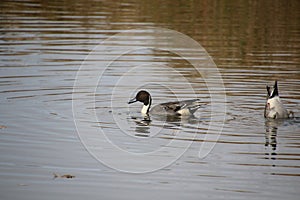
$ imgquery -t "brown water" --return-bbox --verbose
[1,0,300,199]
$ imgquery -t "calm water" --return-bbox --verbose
[1,0,300,199]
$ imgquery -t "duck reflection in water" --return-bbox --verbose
[131,114,200,137]
[265,119,281,153]
[131,115,151,137]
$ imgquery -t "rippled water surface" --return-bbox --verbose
[1,1,300,200]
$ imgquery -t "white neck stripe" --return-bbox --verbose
[141,96,151,114]
[141,104,150,114]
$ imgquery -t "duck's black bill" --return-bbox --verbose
[128,98,137,104]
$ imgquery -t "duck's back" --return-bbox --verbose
[150,99,202,116]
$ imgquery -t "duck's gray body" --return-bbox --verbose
[128,90,202,116]
[264,81,293,119]
[150,99,202,116]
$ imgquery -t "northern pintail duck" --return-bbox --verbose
[128,90,202,116]
[264,81,293,119]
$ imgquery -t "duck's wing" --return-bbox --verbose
[161,99,202,114]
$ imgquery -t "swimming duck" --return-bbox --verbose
[128,90,202,116]
[264,81,293,119]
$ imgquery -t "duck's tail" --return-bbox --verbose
[187,99,204,114]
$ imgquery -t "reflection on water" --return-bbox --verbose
[265,119,280,161]
[264,117,300,168]
[1,0,300,200]
[131,113,202,138]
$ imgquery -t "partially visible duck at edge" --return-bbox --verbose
[264,80,294,119]
[128,90,203,116]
